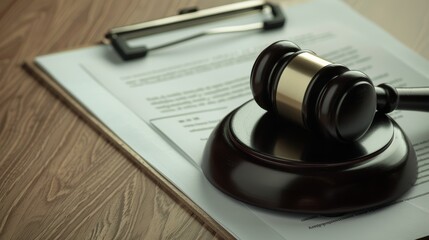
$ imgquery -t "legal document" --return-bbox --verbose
[35,0,429,239]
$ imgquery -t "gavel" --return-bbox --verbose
[250,40,429,142]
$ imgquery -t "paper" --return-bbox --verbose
[35,0,429,239]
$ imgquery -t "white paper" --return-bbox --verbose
[35,0,429,239]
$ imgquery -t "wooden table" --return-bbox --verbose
[0,0,428,239]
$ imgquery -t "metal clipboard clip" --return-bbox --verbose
[105,0,286,61]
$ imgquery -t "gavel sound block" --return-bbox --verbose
[202,100,415,214]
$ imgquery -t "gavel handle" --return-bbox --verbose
[375,83,429,113]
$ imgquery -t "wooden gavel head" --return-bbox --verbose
[251,40,378,142]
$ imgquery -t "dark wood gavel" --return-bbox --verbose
[250,40,429,142]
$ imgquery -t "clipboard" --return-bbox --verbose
[23,1,286,239]
[20,0,429,238]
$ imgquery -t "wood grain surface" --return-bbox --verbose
[0,0,428,239]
